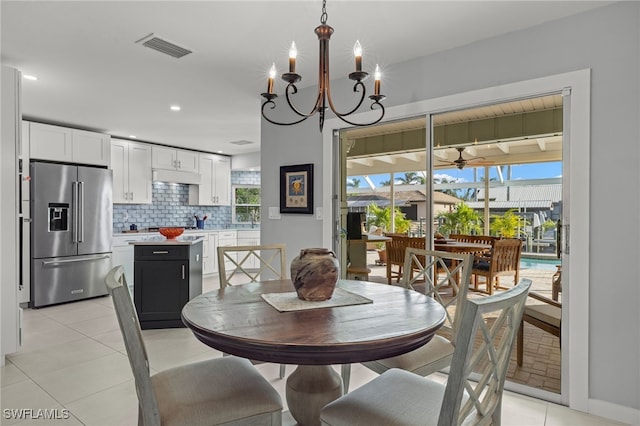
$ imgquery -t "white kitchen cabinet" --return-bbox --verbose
[112,234,149,289]
[208,232,219,274]
[111,139,152,204]
[191,232,215,275]
[188,153,231,206]
[237,230,260,269]
[71,129,110,166]
[29,122,72,162]
[217,230,237,272]
[29,122,110,166]
[151,145,199,173]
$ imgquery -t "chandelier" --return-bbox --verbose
[260,0,385,132]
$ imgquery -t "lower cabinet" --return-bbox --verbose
[133,242,202,329]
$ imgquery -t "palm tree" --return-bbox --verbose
[347,178,360,188]
[397,172,421,185]
[436,202,482,236]
[433,176,459,198]
[379,179,391,186]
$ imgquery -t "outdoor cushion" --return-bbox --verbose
[525,303,561,328]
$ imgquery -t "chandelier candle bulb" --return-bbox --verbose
[354,40,362,72]
[289,42,297,73]
[374,64,381,96]
[267,63,276,94]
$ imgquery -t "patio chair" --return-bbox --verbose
[449,234,498,261]
[517,291,561,366]
[341,248,473,393]
[217,244,288,379]
[471,238,522,294]
[322,279,532,426]
[385,235,425,284]
[552,265,562,301]
[104,266,283,426]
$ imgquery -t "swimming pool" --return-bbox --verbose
[520,257,560,271]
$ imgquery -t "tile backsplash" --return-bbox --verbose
[113,170,260,232]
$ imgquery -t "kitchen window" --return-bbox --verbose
[232,185,260,225]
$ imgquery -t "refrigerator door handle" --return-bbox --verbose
[72,181,78,243]
[42,254,111,266]
[78,181,85,243]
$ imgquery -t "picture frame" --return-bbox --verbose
[280,163,314,214]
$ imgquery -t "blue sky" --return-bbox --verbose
[349,161,562,188]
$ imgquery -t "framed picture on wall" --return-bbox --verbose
[280,163,314,214]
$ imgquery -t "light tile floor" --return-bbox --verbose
[1,275,625,426]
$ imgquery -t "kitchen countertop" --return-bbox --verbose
[116,228,259,236]
[129,236,204,246]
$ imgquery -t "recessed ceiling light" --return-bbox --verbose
[129,135,137,139]
[23,75,38,81]
[217,150,223,154]
[170,105,181,111]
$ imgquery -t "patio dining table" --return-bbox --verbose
[434,240,492,254]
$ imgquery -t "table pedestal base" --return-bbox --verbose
[286,365,343,426]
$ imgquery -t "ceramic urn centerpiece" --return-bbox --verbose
[290,248,340,301]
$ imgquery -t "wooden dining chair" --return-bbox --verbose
[322,279,532,426]
[341,248,473,393]
[471,238,522,294]
[385,234,408,284]
[449,234,498,258]
[385,235,426,284]
[217,243,288,379]
[104,266,283,426]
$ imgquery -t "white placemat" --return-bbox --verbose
[261,288,373,312]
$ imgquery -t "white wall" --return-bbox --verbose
[1,66,21,361]
[261,115,324,267]
[261,1,640,419]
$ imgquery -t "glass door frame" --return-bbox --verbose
[323,69,590,409]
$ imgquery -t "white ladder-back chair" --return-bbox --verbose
[217,243,288,379]
[341,248,473,393]
[217,243,287,287]
[322,278,532,426]
[104,266,283,426]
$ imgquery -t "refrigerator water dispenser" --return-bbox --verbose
[48,203,69,232]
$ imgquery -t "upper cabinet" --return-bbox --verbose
[28,122,110,166]
[111,139,152,204]
[151,146,199,173]
[189,153,231,206]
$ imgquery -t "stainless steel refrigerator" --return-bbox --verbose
[30,161,112,307]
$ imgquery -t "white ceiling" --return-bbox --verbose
[1,1,610,156]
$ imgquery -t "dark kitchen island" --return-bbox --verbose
[131,237,203,329]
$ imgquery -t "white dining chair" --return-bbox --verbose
[105,266,283,426]
[341,248,473,393]
[322,278,532,426]
[217,243,288,379]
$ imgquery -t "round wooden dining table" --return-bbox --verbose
[181,279,446,426]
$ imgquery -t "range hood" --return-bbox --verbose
[152,169,201,185]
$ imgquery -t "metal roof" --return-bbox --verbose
[467,200,553,209]
[475,184,561,203]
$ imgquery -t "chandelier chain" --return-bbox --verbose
[320,0,328,24]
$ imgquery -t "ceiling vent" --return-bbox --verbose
[135,33,192,59]
[229,140,255,146]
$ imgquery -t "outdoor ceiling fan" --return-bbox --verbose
[438,147,493,170]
